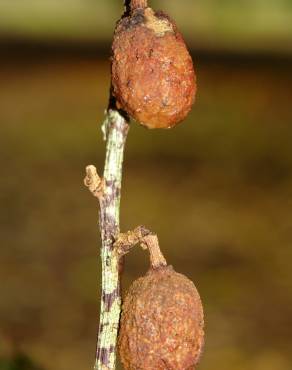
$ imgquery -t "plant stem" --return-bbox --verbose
[85,109,129,370]
[130,0,148,10]
[114,226,167,269]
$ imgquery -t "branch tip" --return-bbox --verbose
[84,165,104,199]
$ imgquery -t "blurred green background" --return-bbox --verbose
[1,1,292,369]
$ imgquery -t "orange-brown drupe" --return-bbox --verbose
[112,7,196,129]
[118,266,204,369]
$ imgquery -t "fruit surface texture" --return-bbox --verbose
[112,7,196,129]
[118,266,204,370]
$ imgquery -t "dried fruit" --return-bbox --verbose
[116,227,204,370]
[111,1,196,129]
[119,266,204,370]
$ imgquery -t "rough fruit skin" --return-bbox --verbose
[112,8,196,129]
[118,266,204,370]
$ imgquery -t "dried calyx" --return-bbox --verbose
[111,0,196,129]
[115,226,204,370]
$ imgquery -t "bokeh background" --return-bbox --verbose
[1,1,292,369]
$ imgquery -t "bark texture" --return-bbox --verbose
[85,109,129,370]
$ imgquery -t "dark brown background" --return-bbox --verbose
[1,1,292,369]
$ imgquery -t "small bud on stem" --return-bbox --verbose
[84,165,104,200]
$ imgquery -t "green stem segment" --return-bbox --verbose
[85,109,129,370]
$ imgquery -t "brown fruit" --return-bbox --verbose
[118,266,204,370]
[111,4,196,129]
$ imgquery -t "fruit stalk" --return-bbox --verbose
[84,109,129,370]
[114,225,167,269]
[130,0,148,10]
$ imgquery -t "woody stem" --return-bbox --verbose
[85,109,130,370]
[114,226,167,269]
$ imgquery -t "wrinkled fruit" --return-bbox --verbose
[111,7,196,129]
[118,266,204,370]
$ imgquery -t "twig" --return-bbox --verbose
[85,109,129,370]
[84,166,104,199]
[115,226,167,269]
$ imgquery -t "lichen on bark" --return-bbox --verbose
[85,109,129,370]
